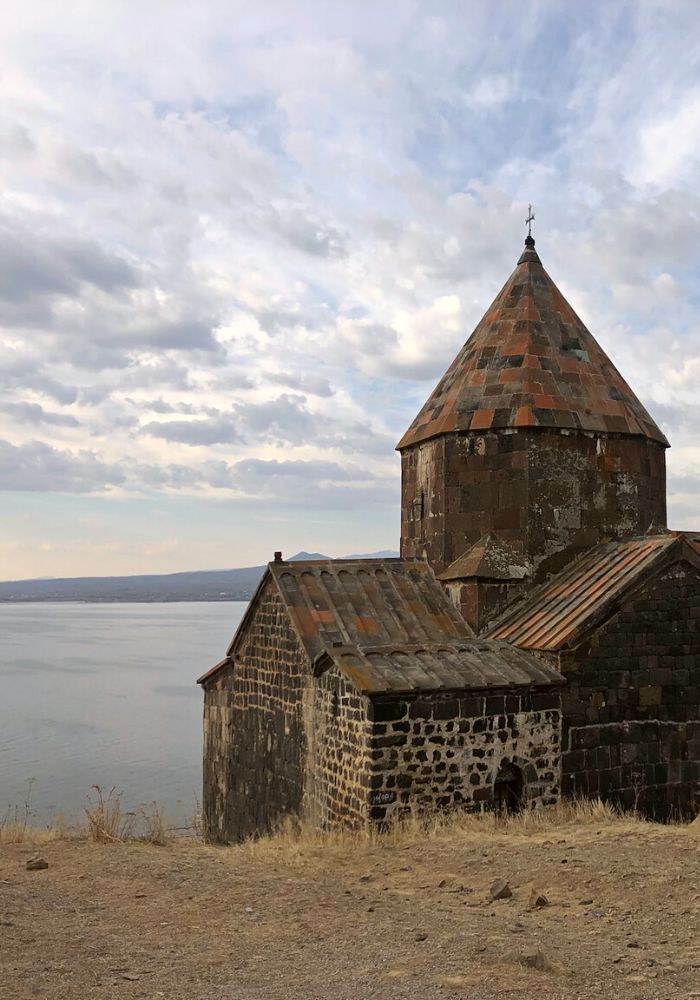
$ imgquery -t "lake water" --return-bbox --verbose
[0,602,246,828]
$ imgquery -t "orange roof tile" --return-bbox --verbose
[397,238,669,450]
[484,533,700,651]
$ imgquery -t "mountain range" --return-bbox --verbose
[0,550,399,603]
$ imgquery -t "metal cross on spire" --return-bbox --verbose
[526,204,535,239]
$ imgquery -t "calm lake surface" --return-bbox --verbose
[0,602,246,827]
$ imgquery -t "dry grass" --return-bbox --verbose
[0,808,65,846]
[1,785,176,847]
[4,789,696,853]
[241,797,645,868]
[0,780,71,845]
[84,785,173,845]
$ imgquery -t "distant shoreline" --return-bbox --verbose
[0,596,251,604]
[0,550,398,605]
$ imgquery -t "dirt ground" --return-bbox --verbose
[1,818,699,1000]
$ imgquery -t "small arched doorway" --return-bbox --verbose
[493,760,524,815]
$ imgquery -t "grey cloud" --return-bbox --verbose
[54,144,138,189]
[0,118,34,157]
[0,354,79,405]
[235,394,315,441]
[231,458,372,484]
[0,439,124,493]
[141,394,394,455]
[141,415,240,446]
[119,318,221,353]
[646,401,700,436]
[0,215,139,306]
[316,421,397,457]
[267,371,333,396]
[270,201,347,258]
[143,456,394,510]
[1,401,80,428]
[135,398,200,415]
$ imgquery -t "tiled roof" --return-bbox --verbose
[267,558,473,659]
[484,533,700,651]
[315,640,564,695]
[202,558,562,693]
[438,533,529,582]
[397,237,669,450]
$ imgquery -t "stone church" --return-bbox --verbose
[198,230,700,843]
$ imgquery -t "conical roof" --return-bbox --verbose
[397,236,669,450]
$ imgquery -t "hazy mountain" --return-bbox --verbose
[0,549,399,603]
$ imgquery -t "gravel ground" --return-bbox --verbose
[1,819,699,999]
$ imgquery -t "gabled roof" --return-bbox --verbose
[314,640,563,696]
[484,532,700,652]
[265,558,473,659]
[438,533,529,582]
[397,237,669,450]
[199,557,562,693]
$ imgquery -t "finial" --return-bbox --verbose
[526,203,535,240]
[518,203,541,264]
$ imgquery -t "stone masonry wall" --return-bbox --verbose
[366,688,561,824]
[561,562,700,819]
[202,579,309,843]
[400,429,666,578]
[304,666,372,830]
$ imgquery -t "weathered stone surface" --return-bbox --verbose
[25,856,49,871]
[561,563,700,820]
[365,689,561,824]
[489,878,512,901]
[518,948,551,971]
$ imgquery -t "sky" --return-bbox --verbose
[1,0,699,579]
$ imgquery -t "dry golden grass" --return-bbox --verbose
[4,790,696,854]
[1,785,176,847]
[240,797,648,869]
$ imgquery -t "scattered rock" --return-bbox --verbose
[528,889,549,909]
[244,906,254,914]
[358,874,372,882]
[626,940,640,949]
[415,932,428,942]
[134,892,147,899]
[25,857,48,871]
[489,878,512,901]
[121,973,140,982]
[518,948,551,971]
[579,898,594,905]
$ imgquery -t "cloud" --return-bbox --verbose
[1,401,80,427]
[0,439,124,492]
[0,214,139,307]
[270,200,347,258]
[141,414,241,446]
[267,371,334,396]
[0,1,698,575]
